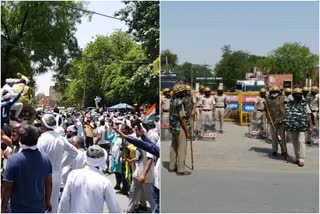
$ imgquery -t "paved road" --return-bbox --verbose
[161,122,319,213]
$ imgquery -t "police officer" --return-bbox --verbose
[193,85,205,137]
[200,87,216,133]
[169,83,192,176]
[284,88,293,107]
[161,88,171,127]
[307,86,319,144]
[254,88,267,135]
[185,85,195,122]
[285,88,313,167]
[214,86,227,133]
[302,86,311,102]
[265,86,287,158]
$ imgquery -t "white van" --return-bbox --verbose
[236,80,265,92]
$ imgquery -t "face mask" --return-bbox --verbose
[294,95,302,101]
[205,92,210,97]
[285,92,291,97]
[260,93,266,97]
[270,93,279,98]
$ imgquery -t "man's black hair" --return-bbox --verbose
[19,125,39,146]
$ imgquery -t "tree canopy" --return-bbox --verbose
[60,31,158,107]
[115,1,159,62]
[1,1,87,85]
[259,42,319,83]
[161,49,178,71]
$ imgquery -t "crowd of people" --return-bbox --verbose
[161,83,319,175]
[1,76,161,213]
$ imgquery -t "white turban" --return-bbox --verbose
[41,114,57,130]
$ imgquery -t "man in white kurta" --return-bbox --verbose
[57,145,122,213]
[37,114,78,213]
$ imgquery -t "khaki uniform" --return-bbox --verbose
[193,93,203,134]
[169,102,187,173]
[214,94,226,131]
[266,96,287,154]
[287,103,311,162]
[254,96,266,132]
[305,94,319,143]
[201,95,215,132]
[161,95,171,126]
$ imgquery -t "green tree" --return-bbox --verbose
[1,1,87,85]
[60,31,157,107]
[115,1,159,62]
[214,45,264,90]
[161,49,178,71]
[265,42,318,83]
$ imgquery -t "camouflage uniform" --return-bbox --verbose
[266,95,287,155]
[169,93,190,173]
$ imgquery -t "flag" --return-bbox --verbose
[146,103,156,121]
[153,57,160,74]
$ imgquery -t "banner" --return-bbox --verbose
[242,103,255,112]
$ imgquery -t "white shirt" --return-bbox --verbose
[133,148,154,183]
[154,139,160,189]
[75,119,85,138]
[58,166,122,213]
[61,148,87,186]
[147,128,159,144]
[97,126,108,145]
[37,131,78,173]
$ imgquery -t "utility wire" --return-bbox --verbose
[52,2,125,21]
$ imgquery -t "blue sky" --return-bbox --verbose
[34,1,127,95]
[161,1,319,68]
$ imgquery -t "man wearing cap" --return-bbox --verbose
[1,125,52,213]
[254,88,267,135]
[13,78,36,124]
[200,87,216,133]
[37,114,78,213]
[214,86,227,134]
[66,125,77,142]
[193,85,205,137]
[265,86,287,158]
[169,83,192,176]
[309,86,319,138]
[161,88,171,128]
[284,88,313,167]
[284,88,293,108]
[58,145,122,213]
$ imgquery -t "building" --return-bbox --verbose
[48,85,61,107]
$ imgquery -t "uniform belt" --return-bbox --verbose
[197,105,201,108]
[216,106,224,108]
[163,110,169,112]
[312,110,319,112]
[203,109,212,111]
[257,109,264,112]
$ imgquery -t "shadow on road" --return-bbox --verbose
[162,161,171,171]
[248,146,286,161]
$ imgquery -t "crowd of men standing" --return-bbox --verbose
[1,76,161,213]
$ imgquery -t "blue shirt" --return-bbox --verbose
[1,91,22,126]
[4,149,52,213]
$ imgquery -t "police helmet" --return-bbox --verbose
[185,85,191,91]
[302,86,309,92]
[204,87,211,92]
[284,88,292,93]
[311,86,319,94]
[292,88,303,94]
[173,84,185,94]
[269,86,280,92]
